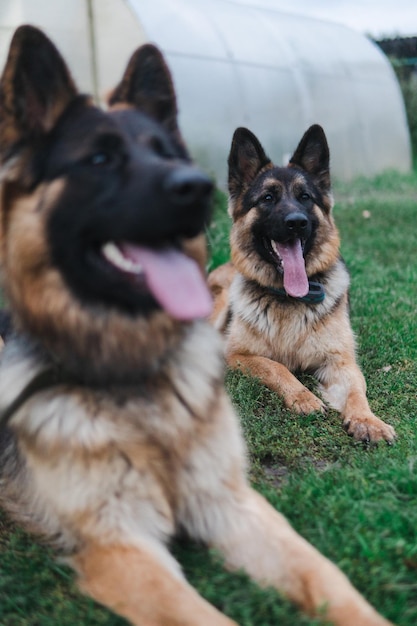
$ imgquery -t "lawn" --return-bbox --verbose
[1,169,417,625]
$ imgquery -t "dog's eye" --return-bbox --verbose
[300,192,311,201]
[150,136,173,159]
[88,152,113,167]
[262,193,274,203]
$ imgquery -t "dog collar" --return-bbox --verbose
[0,366,67,429]
[266,280,325,304]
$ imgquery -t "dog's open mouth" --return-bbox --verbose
[101,242,212,321]
[266,238,309,298]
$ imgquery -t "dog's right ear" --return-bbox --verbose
[109,44,181,139]
[228,127,271,199]
[289,124,331,195]
[0,25,78,166]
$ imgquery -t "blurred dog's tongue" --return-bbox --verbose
[122,244,212,321]
[275,239,309,298]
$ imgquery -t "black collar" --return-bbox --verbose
[0,357,151,429]
[263,280,325,304]
[0,366,70,429]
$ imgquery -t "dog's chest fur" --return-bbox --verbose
[227,260,352,372]
[0,323,244,552]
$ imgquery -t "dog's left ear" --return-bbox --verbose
[0,25,78,162]
[109,44,180,137]
[228,127,271,200]
[289,125,331,194]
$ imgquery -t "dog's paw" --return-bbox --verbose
[343,414,396,443]
[286,388,326,414]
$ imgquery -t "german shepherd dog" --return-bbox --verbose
[209,126,396,444]
[0,26,392,626]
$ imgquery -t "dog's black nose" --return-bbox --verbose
[164,167,213,206]
[284,212,308,233]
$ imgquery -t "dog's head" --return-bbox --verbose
[0,26,213,382]
[227,126,340,297]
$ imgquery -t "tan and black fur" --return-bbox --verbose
[0,26,393,626]
[209,126,395,443]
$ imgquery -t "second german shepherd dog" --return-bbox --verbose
[0,26,392,626]
[209,126,395,444]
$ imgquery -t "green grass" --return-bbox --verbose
[206,187,232,270]
[1,170,417,624]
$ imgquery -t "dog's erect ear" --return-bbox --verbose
[0,25,78,161]
[109,44,180,135]
[228,127,271,198]
[289,125,331,193]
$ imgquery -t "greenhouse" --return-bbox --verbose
[0,0,411,183]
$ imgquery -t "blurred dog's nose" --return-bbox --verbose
[164,167,213,206]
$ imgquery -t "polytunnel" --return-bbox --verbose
[0,0,412,184]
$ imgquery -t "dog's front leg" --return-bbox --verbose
[72,541,237,626]
[205,487,393,626]
[317,359,396,443]
[227,351,325,413]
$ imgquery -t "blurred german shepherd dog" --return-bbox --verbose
[0,26,392,626]
[209,126,395,444]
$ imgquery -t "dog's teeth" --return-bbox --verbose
[101,242,143,274]
[271,241,280,257]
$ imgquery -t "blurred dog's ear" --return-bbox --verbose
[0,25,78,162]
[109,44,180,138]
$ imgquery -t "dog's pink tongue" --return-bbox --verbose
[275,239,309,298]
[122,244,212,321]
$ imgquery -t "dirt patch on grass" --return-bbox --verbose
[262,457,333,488]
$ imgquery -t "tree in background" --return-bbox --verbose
[375,36,417,164]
